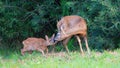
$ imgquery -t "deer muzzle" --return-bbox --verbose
[54,32,62,41]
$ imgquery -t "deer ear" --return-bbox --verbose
[45,35,49,41]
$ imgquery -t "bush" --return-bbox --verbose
[0,0,119,50]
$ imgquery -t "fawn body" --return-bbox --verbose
[21,34,55,56]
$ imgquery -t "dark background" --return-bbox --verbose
[0,0,120,52]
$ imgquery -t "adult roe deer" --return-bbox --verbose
[21,34,55,56]
[54,15,90,55]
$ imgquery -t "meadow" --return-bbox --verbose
[0,49,120,68]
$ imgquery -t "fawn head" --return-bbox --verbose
[45,34,57,45]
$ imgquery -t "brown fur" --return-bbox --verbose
[54,15,90,55]
[21,34,55,56]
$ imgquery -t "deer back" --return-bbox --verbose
[55,15,87,41]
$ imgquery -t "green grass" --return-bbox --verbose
[0,49,120,68]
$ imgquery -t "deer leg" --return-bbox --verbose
[76,35,84,55]
[63,36,71,53]
[84,36,90,55]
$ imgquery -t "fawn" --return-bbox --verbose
[21,34,55,56]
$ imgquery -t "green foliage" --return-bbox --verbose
[0,0,120,50]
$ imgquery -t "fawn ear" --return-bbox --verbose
[45,35,49,41]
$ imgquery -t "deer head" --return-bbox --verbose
[54,19,70,41]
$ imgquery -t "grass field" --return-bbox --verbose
[0,49,120,68]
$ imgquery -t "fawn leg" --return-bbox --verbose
[21,49,26,55]
[37,49,45,56]
[52,45,55,53]
[46,48,48,54]
[28,50,33,54]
